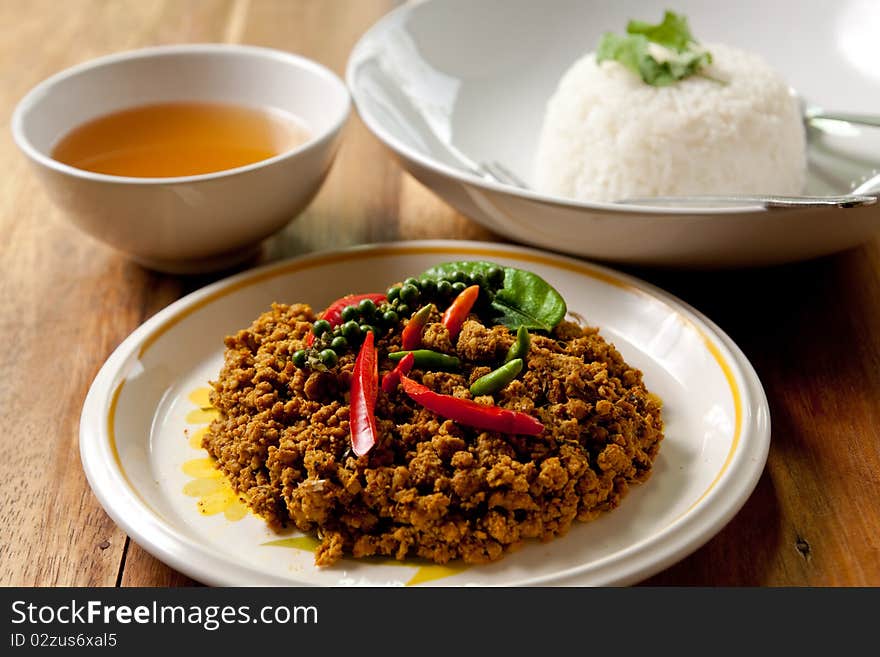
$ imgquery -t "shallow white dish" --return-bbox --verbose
[80,240,769,586]
[346,0,880,267]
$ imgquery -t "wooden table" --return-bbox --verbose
[2,0,878,588]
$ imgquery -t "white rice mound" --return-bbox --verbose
[533,43,807,202]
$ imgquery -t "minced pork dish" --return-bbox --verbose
[203,261,664,566]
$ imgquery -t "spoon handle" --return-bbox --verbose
[618,194,878,209]
[806,109,880,129]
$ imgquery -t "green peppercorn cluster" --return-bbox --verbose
[387,267,505,312]
[290,266,506,370]
[292,296,400,369]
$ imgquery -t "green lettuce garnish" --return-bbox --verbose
[595,11,714,86]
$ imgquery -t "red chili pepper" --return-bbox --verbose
[381,351,415,394]
[400,304,433,351]
[442,284,480,340]
[350,330,379,456]
[306,292,386,346]
[400,375,544,436]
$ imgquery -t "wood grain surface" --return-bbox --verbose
[1,0,877,587]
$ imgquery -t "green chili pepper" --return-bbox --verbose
[505,326,531,362]
[388,349,460,370]
[469,358,523,396]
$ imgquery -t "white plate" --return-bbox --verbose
[346,0,880,267]
[80,241,770,586]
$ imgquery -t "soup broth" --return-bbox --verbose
[51,102,309,177]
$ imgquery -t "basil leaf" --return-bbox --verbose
[419,260,567,332]
[490,267,567,332]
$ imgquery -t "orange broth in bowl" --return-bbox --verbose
[51,101,310,177]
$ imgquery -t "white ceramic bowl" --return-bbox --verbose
[347,0,880,268]
[12,44,350,273]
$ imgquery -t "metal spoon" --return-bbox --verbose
[480,163,879,209]
[799,95,880,129]
[481,158,880,210]
[619,169,880,209]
